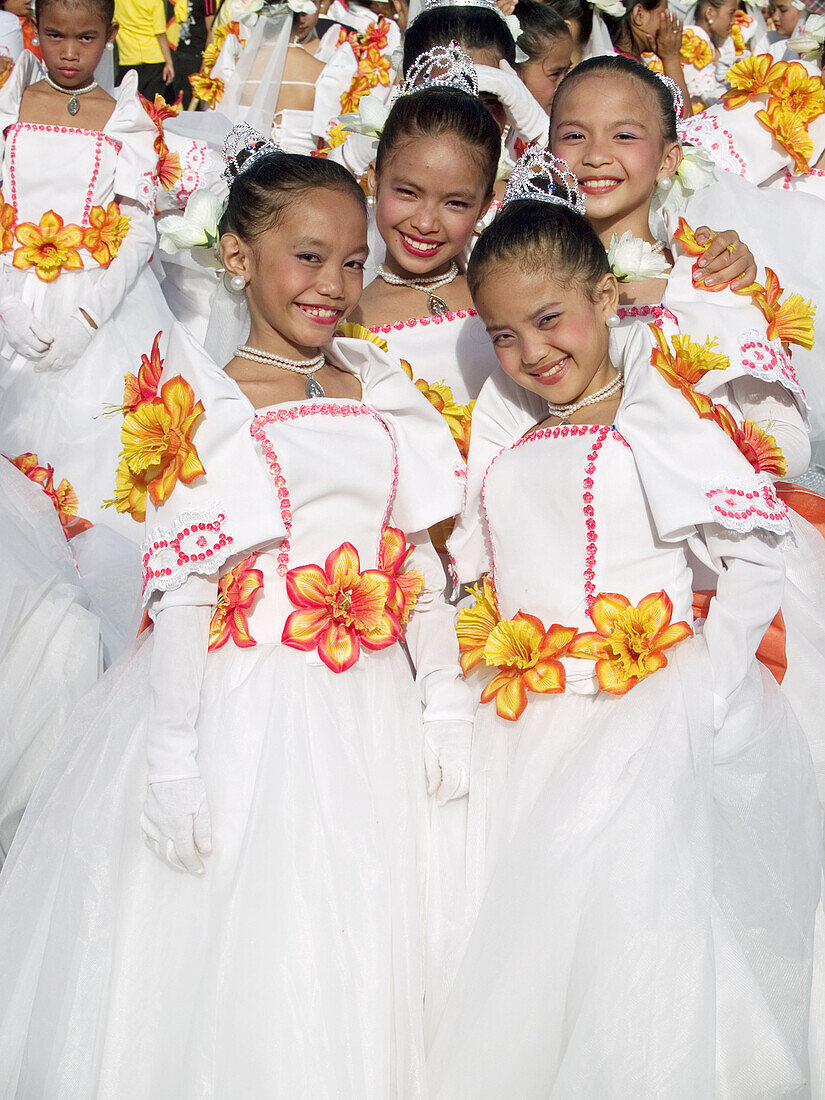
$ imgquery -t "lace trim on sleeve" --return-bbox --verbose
[703,474,793,538]
[738,329,807,403]
[141,500,234,604]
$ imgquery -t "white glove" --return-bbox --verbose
[476,60,549,146]
[424,719,473,805]
[33,311,95,372]
[141,776,212,874]
[0,295,53,358]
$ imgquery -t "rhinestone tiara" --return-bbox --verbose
[502,146,586,215]
[399,41,478,97]
[656,73,683,122]
[223,123,283,182]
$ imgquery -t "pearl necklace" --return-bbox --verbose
[235,345,326,398]
[44,72,98,116]
[546,374,623,425]
[376,262,459,316]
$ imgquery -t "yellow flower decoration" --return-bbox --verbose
[772,61,825,123]
[642,52,664,74]
[747,268,816,350]
[189,72,225,109]
[12,209,84,282]
[681,29,713,69]
[0,192,14,252]
[649,325,729,414]
[208,554,265,651]
[724,54,787,109]
[478,613,577,721]
[730,22,746,55]
[755,99,817,173]
[335,322,389,352]
[456,575,501,674]
[83,202,130,265]
[105,457,154,522]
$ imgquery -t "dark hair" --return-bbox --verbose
[551,54,678,141]
[514,0,571,64]
[36,0,115,24]
[600,0,661,48]
[375,86,501,197]
[403,6,516,71]
[467,199,610,299]
[541,0,593,46]
[219,148,367,240]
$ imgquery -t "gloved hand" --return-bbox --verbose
[424,719,473,806]
[33,311,95,372]
[141,776,212,874]
[0,295,53,359]
[476,60,549,146]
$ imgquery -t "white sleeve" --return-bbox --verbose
[146,571,217,783]
[727,375,811,480]
[74,201,157,330]
[692,525,785,728]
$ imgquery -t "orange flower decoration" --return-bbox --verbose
[672,216,707,258]
[755,99,815,173]
[122,331,164,414]
[642,52,664,74]
[340,74,372,114]
[399,360,475,460]
[568,591,693,695]
[456,575,500,674]
[282,542,402,673]
[681,29,713,69]
[649,325,728,412]
[156,148,183,191]
[10,452,93,540]
[773,61,825,122]
[106,457,152,522]
[730,23,746,55]
[189,72,225,108]
[13,210,84,282]
[0,192,14,252]
[378,526,425,624]
[336,322,388,351]
[208,553,264,650]
[723,54,787,109]
[141,92,182,153]
[83,202,130,265]
[729,417,787,477]
[118,374,206,507]
[479,613,577,721]
[748,268,816,350]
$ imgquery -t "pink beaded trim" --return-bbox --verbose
[368,308,477,335]
[704,475,791,535]
[174,140,207,210]
[617,304,679,328]
[679,114,748,176]
[141,506,234,598]
[738,330,805,399]
[250,401,400,575]
[7,124,119,222]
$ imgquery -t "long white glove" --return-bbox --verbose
[33,312,95,373]
[327,132,377,180]
[0,295,53,359]
[727,375,811,480]
[402,531,475,803]
[141,573,217,875]
[476,60,549,147]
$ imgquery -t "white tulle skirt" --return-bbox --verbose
[0,639,430,1099]
[427,639,821,1099]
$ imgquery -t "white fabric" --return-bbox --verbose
[476,61,549,147]
[726,374,811,477]
[311,41,358,140]
[0,293,52,358]
[0,10,22,61]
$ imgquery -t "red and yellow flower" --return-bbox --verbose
[681,29,713,69]
[399,359,475,460]
[727,417,787,477]
[568,591,693,695]
[456,574,501,674]
[755,98,817,173]
[0,191,15,252]
[282,542,402,673]
[731,22,746,55]
[140,92,182,154]
[340,73,373,114]
[189,72,225,108]
[378,525,425,624]
[118,330,164,416]
[208,553,264,650]
[748,267,816,350]
[724,54,787,109]
[10,452,93,540]
[106,457,153,522]
[12,210,84,282]
[479,613,577,721]
[83,202,130,265]
[649,325,728,413]
[642,52,664,74]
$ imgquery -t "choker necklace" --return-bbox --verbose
[236,345,326,399]
[546,374,623,425]
[44,73,98,116]
[376,261,459,317]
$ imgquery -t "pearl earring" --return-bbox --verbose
[366,194,376,207]
[657,176,673,191]
[606,313,621,329]
[224,272,246,292]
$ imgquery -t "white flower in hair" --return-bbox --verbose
[653,145,716,213]
[399,40,479,96]
[588,0,626,17]
[232,0,264,24]
[788,13,825,59]
[607,231,669,282]
[340,90,392,138]
[502,144,586,214]
[287,0,318,12]
[158,189,224,267]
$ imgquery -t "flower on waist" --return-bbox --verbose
[122,330,164,413]
[568,591,693,695]
[13,209,84,282]
[83,202,130,265]
[209,553,264,650]
[9,452,93,540]
[456,575,500,674]
[378,525,425,625]
[0,191,14,252]
[282,542,402,673]
[479,613,577,722]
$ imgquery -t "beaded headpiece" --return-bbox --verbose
[223,123,283,182]
[502,145,586,215]
[399,41,478,97]
[656,73,683,123]
[414,0,527,60]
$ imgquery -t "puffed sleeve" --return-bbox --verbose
[106,70,162,209]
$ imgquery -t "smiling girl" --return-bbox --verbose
[0,131,473,1096]
[426,153,821,1097]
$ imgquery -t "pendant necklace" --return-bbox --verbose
[376,262,459,316]
[235,345,327,398]
[44,72,99,116]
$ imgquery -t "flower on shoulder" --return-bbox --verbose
[724,54,787,109]
[156,147,183,191]
[771,60,825,122]
[0,192,15,251]
[340,74,373,114]
[456,575,501,674]
[479,613,577,721]
[730,22,746,55]
[13,210,84,282]
[681,28,713,69]
[607,231,670,282]
[335,322,389,352]
[568,591,693,695]
[282,542,401,673]
[649,324,729,402]
[9,452,93,539]
[122,331,164,414]
[748,268,816,350]
[208,554,264,650]
[140,92,182,154]
[83,202,130,265]
[400,369,475,460]
[755,98,816,173]
[189,71,225,109]
[118,375,206,508]
[378,525,425,625]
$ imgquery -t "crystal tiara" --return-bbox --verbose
[502,146,586,215]
[223,123,284,182]
[656,73,683,121]
[399,41,478,97]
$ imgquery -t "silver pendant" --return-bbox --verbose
[428,293,449,316]
[67,95,80,116]
[305,374,325,399]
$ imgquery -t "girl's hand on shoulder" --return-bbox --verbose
[654,10,684,61]
[692,227,758,290]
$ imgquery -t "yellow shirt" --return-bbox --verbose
[114,0,168,65]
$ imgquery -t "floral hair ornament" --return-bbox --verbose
[502,144,586,215]
[587,0,626,17]
[222,122,283,182]
[789,12,825,59]
[656,72,684,120]
[398,40,478,96]
[418,0,529,62]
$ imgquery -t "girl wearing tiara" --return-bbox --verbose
[427,151,821,1098]
[0,131,472,1096]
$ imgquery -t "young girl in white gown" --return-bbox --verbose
[0,129,473,1098]
[427,153,822,1098]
